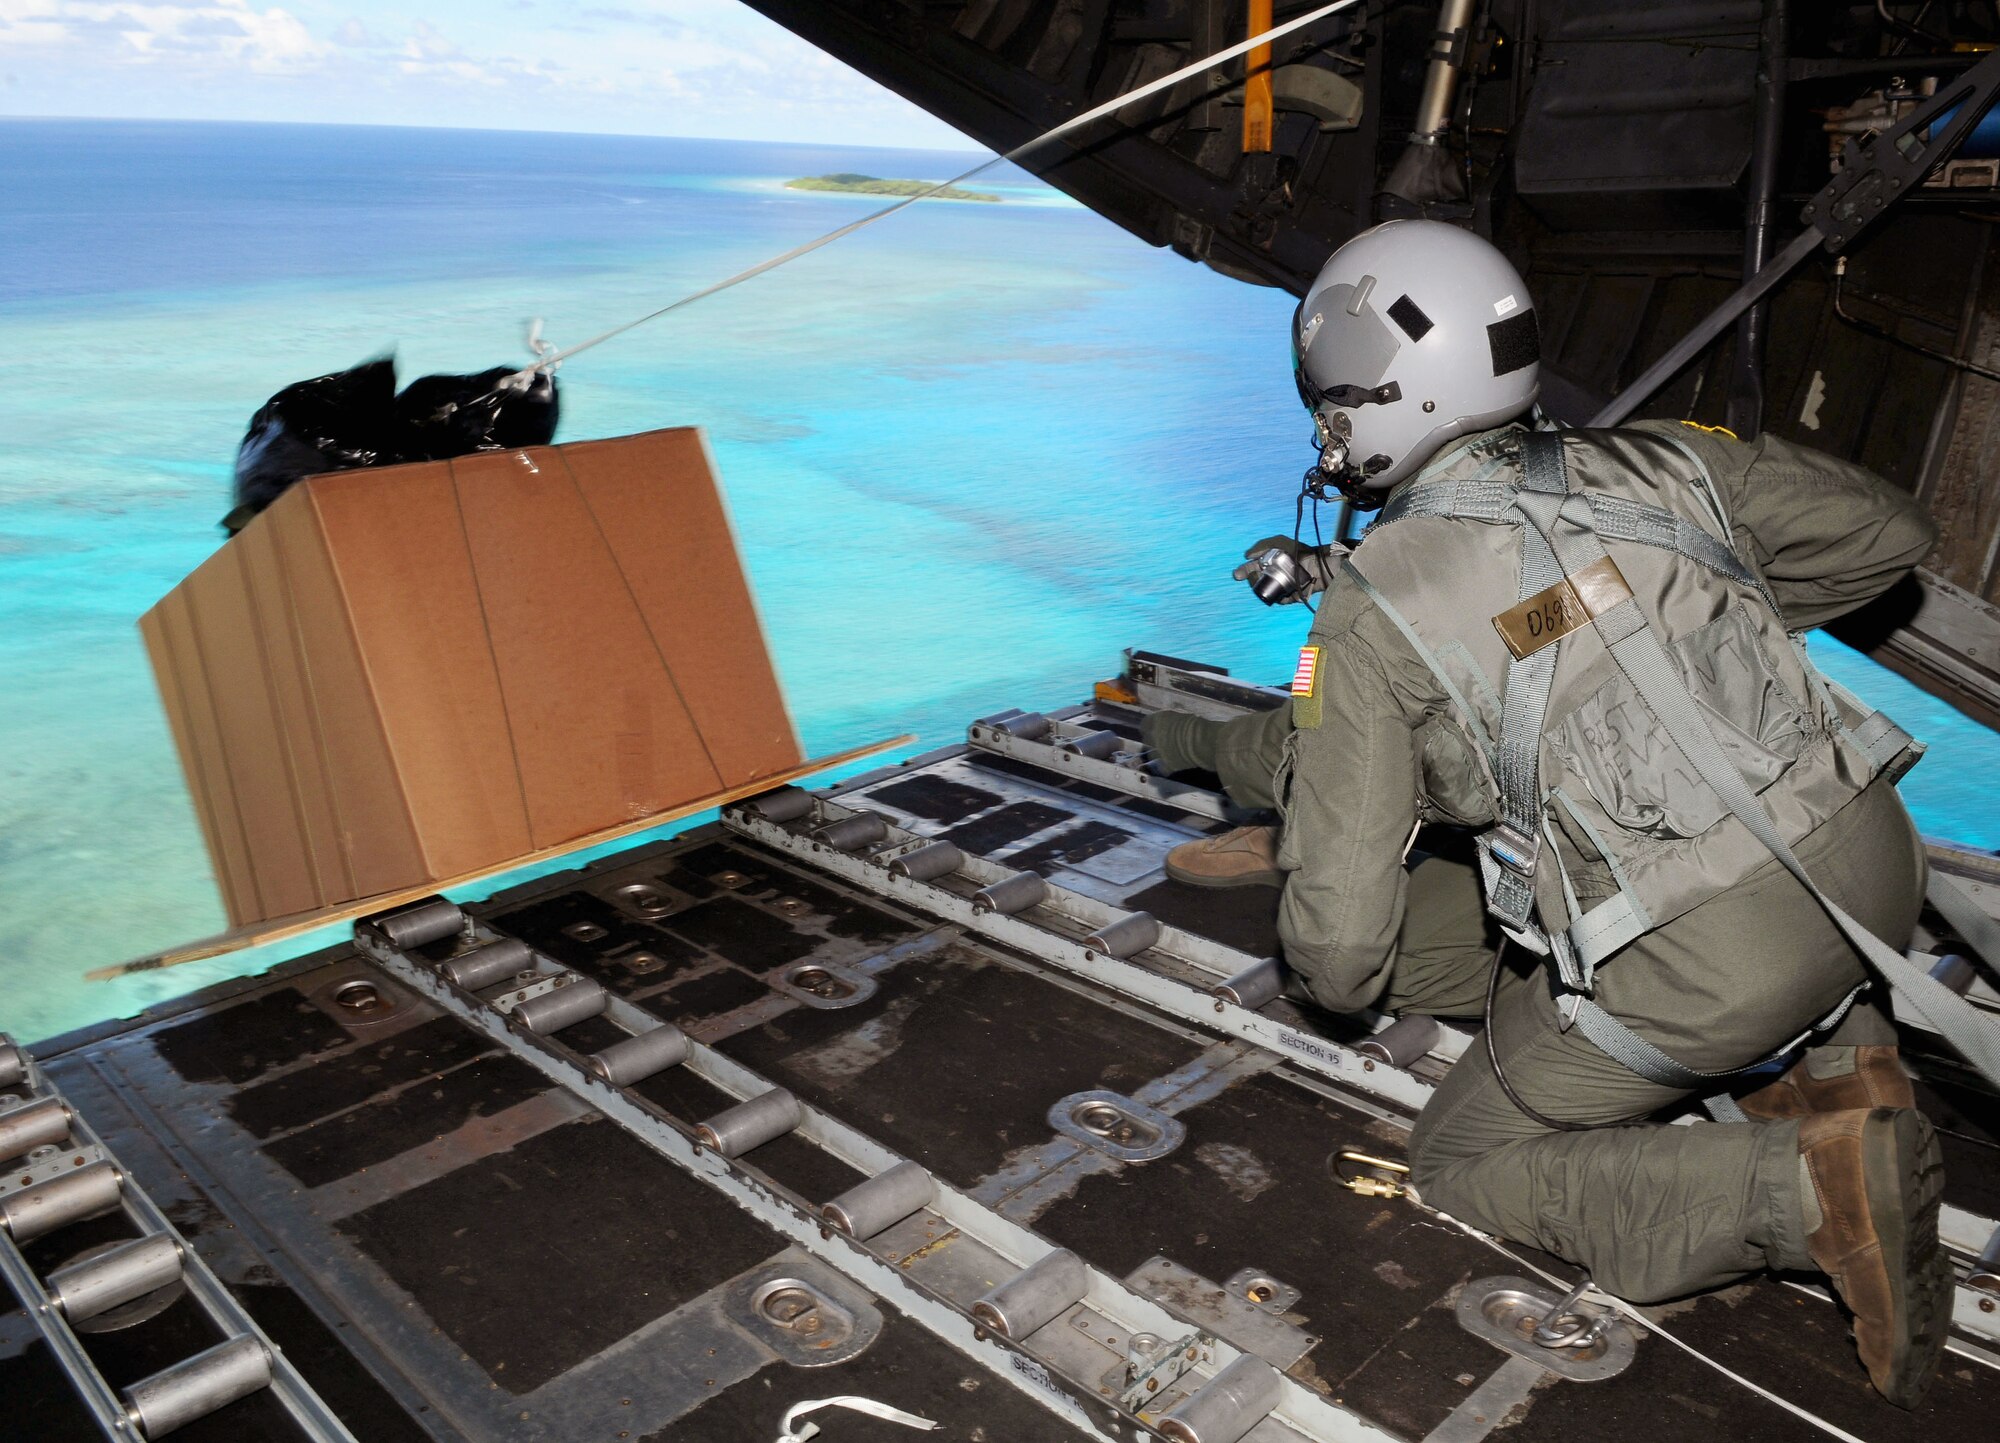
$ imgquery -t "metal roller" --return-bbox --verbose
[0,1039,23,1090]
[744,786,814,823]
[983,710,1053,741]
[822,1161,934,1240]
[1157,1353,1285,1443]
[0,1095,70,1164]
[1971,1225,2000,1295]
[696,1088,802,1157]
[49,1233,183,1323]
[887,841,964,882]
[1211,957,1285,1010]
[511,978,607,1035]
[1,1162,122,1242]
[1059,729,1122,760]
[438,937,534,991]
[368,897,464,950]
[1931,953,1979,996]
[122,1334,272,1439]
[972,871,1048,916]
[587,1025,689,1087]
[970,1248,1088,1339]
[813,812,890,852]
[1356,1015,1442,1068]
[1083,911,1161,959]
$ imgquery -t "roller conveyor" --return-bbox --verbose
[9,650,1998,1442]
[724,779,2000,1360]
[0,1034,356,1442]
[352,895,1400,1443]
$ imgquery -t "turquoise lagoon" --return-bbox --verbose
[2,119,1994,1042]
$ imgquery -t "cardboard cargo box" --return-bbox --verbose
[140,427,804,929]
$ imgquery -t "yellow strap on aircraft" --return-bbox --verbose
[1244,0,1277,153]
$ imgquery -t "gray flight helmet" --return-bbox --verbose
[1293,220,1540,493]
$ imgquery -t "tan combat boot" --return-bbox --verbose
[1164,825,1282,889]
[1798,1107,1950,1409]
[1739,1046,1915,1120]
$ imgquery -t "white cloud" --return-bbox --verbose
[0,0,980,148]
[0,2,331,72]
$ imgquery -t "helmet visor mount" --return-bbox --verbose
[1292,292,1403,502]
[1292,286,1399,394]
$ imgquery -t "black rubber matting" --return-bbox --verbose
[1125,877,1283,957]
[152,987,350,1086]
[718,944,1203,1189]
[864,773,1005,823]
[964,750,1143,807]
[652,965,772,1023]
[341,1116,780,1393]
[225,1014,493,1139]
[937,800,1070,855]
[672,841,785,889]
[663,895,820,969]
[261,1053,548,1188]
[1009,820,1134,874]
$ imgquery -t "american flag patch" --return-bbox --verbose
[1291,645,1322,697]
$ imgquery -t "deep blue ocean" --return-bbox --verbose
[3,118,1995,1042]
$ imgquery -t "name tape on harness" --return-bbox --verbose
[1492,556,1633,660]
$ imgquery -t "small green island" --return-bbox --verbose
[786,173,1001,203]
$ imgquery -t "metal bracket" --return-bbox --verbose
[486,971,572,1015]
[768,962,879,1011]
[307,971,411,1033]
[0,1142,110,1199]
[1129,1258,1316,1371]
[1455,1276,1635,1383]
[609,881,681,919]
[736,1270,880,1369]
[1225,1267,1302,1317]
[1048,1091,1186,1163]
[967,715,1239,824]
[1111,1329,1212,1414]
[1807,52,2000,250]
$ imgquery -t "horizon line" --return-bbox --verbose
[0,111,994,155]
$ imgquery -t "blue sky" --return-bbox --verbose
[0,0,978,145]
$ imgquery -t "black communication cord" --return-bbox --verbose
[1483,938,1596,1132]
[1292,478,1324,615]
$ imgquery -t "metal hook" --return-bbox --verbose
[1333,1149,1411,1199]
[1532,1276,1610,1350]
[523,317,561,376]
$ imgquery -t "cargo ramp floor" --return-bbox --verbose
[6,653,1999,1442]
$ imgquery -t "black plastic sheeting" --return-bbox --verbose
[226,356,559,531]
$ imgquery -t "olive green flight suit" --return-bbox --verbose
[1146,423,1937,1303]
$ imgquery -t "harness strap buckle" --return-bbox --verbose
[1486,823,1541,878]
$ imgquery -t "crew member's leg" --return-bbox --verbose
[1376,851,1496,1019]
[1406,782,1941,1405]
